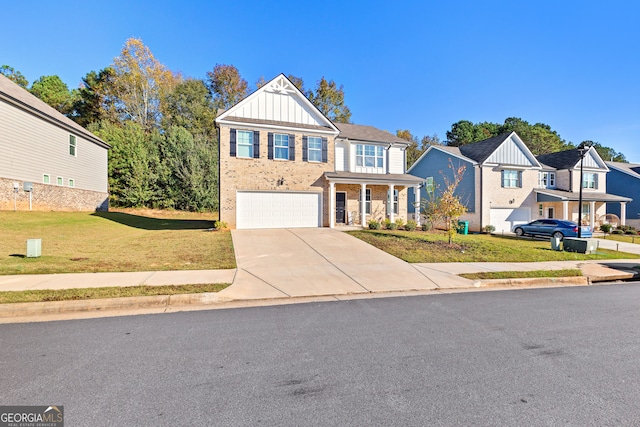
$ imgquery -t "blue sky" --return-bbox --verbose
[5,0,639,161]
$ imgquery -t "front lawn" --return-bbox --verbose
[0,209,236,275]
[347,230,640,263]
[599,234,640,244]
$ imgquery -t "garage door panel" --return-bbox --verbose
[237,191,322,229]
[490,208,530,233]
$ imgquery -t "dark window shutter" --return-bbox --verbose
[321,138,328,163]
[518,171,523,188]
[595,174,599,189]
[302,136,308,162]
[267,132,274,160]
[253,131,260,159]
[289,134,295,161]
[500,170,505,188]
[230,129,237,157]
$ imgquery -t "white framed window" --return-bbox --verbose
[274,134,289,160]
[57,176,63,186]
[582,203,591,215]
[359,188,371,214]
[388,189,399,215]
[502,170,520,188]
[308,136,322,162]
[43,174,50,184]
[583,173,596,189]
[237,130,254,158]
[425,177,435,195]
[69,135,77,156]
[69,179,75,188]
[538,172,556,188]
[356,144,384,168]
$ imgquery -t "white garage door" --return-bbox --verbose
[490,208,530,233]
[236,191,322,229]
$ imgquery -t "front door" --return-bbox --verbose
[548,207,554,219]
[336,192,346,224]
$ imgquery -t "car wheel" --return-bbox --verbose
[552,231,564,240]
[515,228,524,237]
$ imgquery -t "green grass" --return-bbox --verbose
[0,209,236,275]
[599,234,640,244]
[460,269,583,280]
[0,283,230,304]
[347,230,640,263]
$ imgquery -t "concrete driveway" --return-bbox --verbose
[220,228,459,300]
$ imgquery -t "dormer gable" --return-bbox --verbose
[481,132,541,167]
[216,74,339,135]
[537,146,609,171]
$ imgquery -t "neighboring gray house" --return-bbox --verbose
[605,161,640,228]
[408,132,631,233]
[0,74,109,211]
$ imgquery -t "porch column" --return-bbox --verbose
[388,184,395,223]
[620,202,627,226]
[360,183,367,228]
[413,185,421,227]
[562,201,569,220]
[329,181,335,228]
[589,201,596,230]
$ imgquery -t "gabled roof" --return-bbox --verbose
[537,146,608,171]
[606,161,640,178]
[336,123,409,145]
[0,74,109,149]
[216,73,339,135]
[458,132,512,163]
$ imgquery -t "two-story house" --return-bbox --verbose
[408,132,631,233]
[605,161,640,228]
[0,73,109,211]
[215,74,422,229]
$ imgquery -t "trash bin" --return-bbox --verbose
[457,220,469,235]
[551,236,561,251]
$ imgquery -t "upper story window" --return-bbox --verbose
[502,170,521,188]
[43,174,50,184]
[538,171,555,188]
[274,134,289,160]
[69,135,77,156]
[308,137,322,162]
[582,173,597,189]
[69,179,75,188]
[237,130,254,158]
[356,144,384,168]
[57,176,63,186]
[425,177,435,196]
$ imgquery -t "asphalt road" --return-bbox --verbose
[2,285,640,426]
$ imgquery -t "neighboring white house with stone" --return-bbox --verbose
[215,73,422,229]
[0,74,109,211]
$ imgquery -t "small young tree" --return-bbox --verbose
[421,160,467,244]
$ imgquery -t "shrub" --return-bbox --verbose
[368,219,381,230]
[625,229,638,235]
[483,225,496,234]
[405,220,417,231]
[388,222,398,230]
[421,222,432,232]
[600,224,612,234]
[382,218,392,229]
[395,218,405,229]
[612,229,625,235]
[213,220,228,230]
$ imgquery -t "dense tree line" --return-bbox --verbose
[1,38,352,211]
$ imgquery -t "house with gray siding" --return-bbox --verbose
[0,74,109,211]
[605,161,640,228]
[408,132,630,233]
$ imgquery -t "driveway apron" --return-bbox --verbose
[223,228,441,299]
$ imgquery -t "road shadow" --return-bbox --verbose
[92,212,215,231]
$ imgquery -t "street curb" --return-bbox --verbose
[0,292,232,318]
[472,276,589,288]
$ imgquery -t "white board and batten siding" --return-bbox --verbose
[388,146,405,174]
[236,191,322,229]
[485,136,537,167]
[334,140,348,172]
[490,208,531,234]
[0,99,108,192]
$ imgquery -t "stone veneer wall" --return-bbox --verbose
[218,125,335,228]
[0,178,108,211]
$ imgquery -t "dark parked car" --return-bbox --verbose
[513,219,592,240]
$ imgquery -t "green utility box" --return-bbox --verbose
[457,221,469,235]
[27,238,41,258]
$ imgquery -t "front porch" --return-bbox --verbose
[535,189,632,229]
[325,172,423,228]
